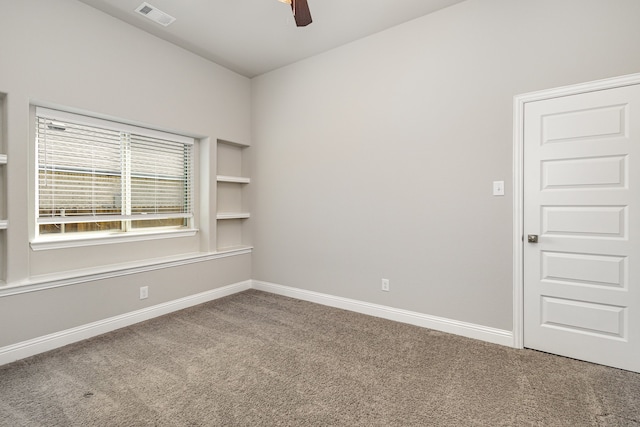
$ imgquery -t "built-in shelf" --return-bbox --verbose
[216,139,250,251]
[1,98,5,282]
[217,139,249,148]
[217,175,250,184]
[217,213,250,220]
[0,156,5,229]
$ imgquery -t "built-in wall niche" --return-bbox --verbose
[216,139,251,252]
[216,218,247,251]
[0,93,6,282]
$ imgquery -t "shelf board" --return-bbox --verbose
[0,154,6,164]
[217,212,250,220]
[0,220,7,230]
[217,139,249,148]
[217,175,250,184]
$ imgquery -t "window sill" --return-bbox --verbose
[30,228,198,251]
[0,246,252,297]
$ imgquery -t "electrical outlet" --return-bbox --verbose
[381,278,390,292]
[139,286,149,300]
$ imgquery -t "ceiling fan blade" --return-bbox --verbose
[291,0,312,27]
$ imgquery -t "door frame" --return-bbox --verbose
[512,72,640,349]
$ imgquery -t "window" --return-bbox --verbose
[35,107,194,241]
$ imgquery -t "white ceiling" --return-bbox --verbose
[77,0,466,78]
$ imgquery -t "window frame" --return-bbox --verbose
[31,106,198,250]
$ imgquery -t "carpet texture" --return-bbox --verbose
[0,289,639,426]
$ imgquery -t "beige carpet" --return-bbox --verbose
[0,289,639,426]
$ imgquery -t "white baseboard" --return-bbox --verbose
[252,280,514,347]
[0,278,514,367]
[0,280,251,366]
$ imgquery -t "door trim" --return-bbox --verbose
[512,73,640,349]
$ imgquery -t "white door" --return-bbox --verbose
[523,83,640,372]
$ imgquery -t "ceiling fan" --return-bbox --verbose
[278,0,312,27]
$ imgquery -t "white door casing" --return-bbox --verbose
[513,73,640,372]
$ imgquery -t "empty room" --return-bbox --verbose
[1,0,640,425]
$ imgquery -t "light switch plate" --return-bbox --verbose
[493,181,505,196]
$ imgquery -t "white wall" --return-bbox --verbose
[251,0,640,331]
[0,0,251,347]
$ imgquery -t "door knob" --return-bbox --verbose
[527,234,539,243]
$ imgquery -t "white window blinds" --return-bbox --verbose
[36,107,193,233]
[130,134,192,217]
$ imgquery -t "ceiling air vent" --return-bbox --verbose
[135,2,176,27]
